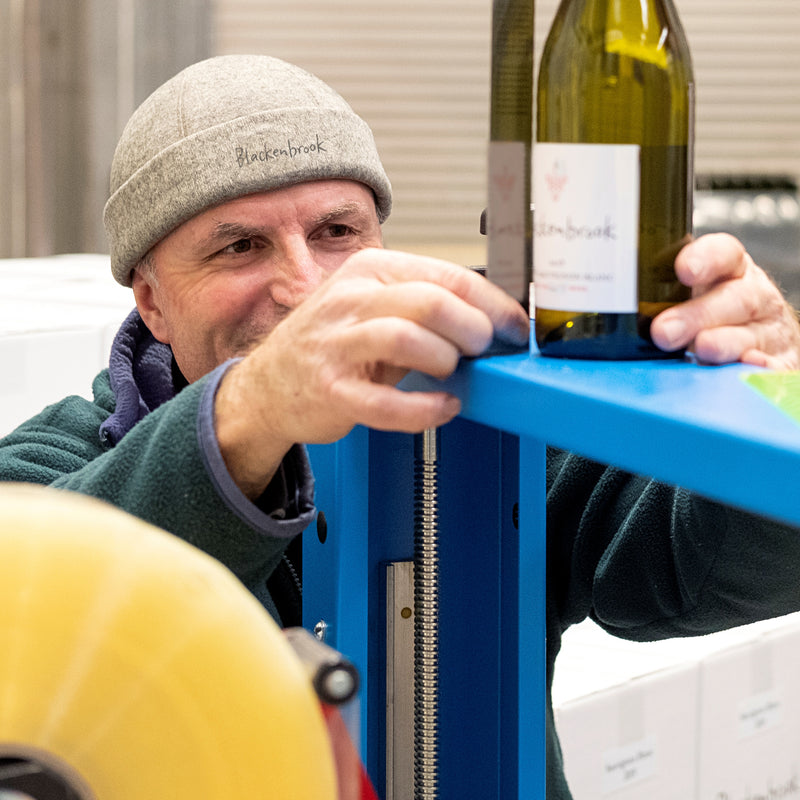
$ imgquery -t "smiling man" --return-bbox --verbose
[0,54,529,624]
[2,54,800,800]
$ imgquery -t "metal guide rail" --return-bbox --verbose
[303,353,800,799]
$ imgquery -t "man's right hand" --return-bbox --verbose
[214,248,530,498]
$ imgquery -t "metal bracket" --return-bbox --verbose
[386,560,415,800]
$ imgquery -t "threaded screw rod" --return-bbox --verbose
[413,427,440,800]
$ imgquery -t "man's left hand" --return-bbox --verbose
[650,233,800,369]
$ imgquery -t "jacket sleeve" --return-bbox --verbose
[546,447,800,642]
[0,366,315,610]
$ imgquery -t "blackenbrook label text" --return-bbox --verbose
[236,135,327,167]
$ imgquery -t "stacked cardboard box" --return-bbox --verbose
[697,622,800,800]
[554,613,800,800]
[0,255,132,436]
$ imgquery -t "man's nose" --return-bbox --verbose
[270,240,326,310]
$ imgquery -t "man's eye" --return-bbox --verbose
[224,238,252,254]
[327,224,353,238]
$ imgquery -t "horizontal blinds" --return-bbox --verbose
[213,0,493,253]
[680,1,800,177]
[536,0,800,178]
[214,0,800,250]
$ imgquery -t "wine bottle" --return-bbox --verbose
[487,0,534,311]
[533,0,695,359]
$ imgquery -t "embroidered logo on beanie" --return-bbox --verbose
[235,135,328,167]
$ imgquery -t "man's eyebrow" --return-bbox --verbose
[312,201,372,226]
[196,222,264,253]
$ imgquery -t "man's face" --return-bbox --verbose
[133,180,384,383]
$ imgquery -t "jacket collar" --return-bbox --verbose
[99,309,179,445]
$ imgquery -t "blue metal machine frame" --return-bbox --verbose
[304,353,800,798]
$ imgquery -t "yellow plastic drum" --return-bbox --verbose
[0,484,337,799]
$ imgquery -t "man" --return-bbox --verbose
[2,55,800,799]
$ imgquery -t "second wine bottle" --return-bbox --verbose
[533,0,695,359]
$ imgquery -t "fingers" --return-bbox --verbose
[339,316,464,381]
[692,311,800,369]
[237,248,530,450]
[336,280,496,358]
[688,324,758,364]
[652,234,770,350]
[342,249,530,348]
[333,381,462,433]
[651,259,762,353]
[671,233,748,289]
[297,315,467,437]
[651,233,800,367]
[739,349,800,371]
[652,233,749,350]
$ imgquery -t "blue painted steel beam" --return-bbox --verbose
[404,354,800,527]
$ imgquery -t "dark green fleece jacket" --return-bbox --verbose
[545,448,800,797]
[0,311,314,623]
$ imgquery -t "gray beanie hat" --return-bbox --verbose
[103,54,392,286]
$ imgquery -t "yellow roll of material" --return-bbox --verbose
[0,484,337,799]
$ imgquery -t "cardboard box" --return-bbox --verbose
[554,615,800,799]
[554,621,702,799]
[0,255,132,436]
[0,254,131,309]
[555,654,699,799]
[696,622,800,800]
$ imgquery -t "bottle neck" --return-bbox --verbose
[560,0,675,39]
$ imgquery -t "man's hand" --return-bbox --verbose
[214,248,530,498]
[651,233,800,369]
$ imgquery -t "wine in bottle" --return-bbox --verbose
[533,0,694,358]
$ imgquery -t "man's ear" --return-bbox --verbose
[132,269,171,344]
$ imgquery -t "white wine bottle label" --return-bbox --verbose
[533,142,639,313]
[488,140,528,302]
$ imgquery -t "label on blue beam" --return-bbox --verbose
[742,371,800,426]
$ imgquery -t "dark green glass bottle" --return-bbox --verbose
[487,0,534,310]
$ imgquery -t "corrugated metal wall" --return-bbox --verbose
[2,1,799,260]
[216,0,800,262]
[677,1,800,177]
[0,0,211,258]
[214,0,493,261]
